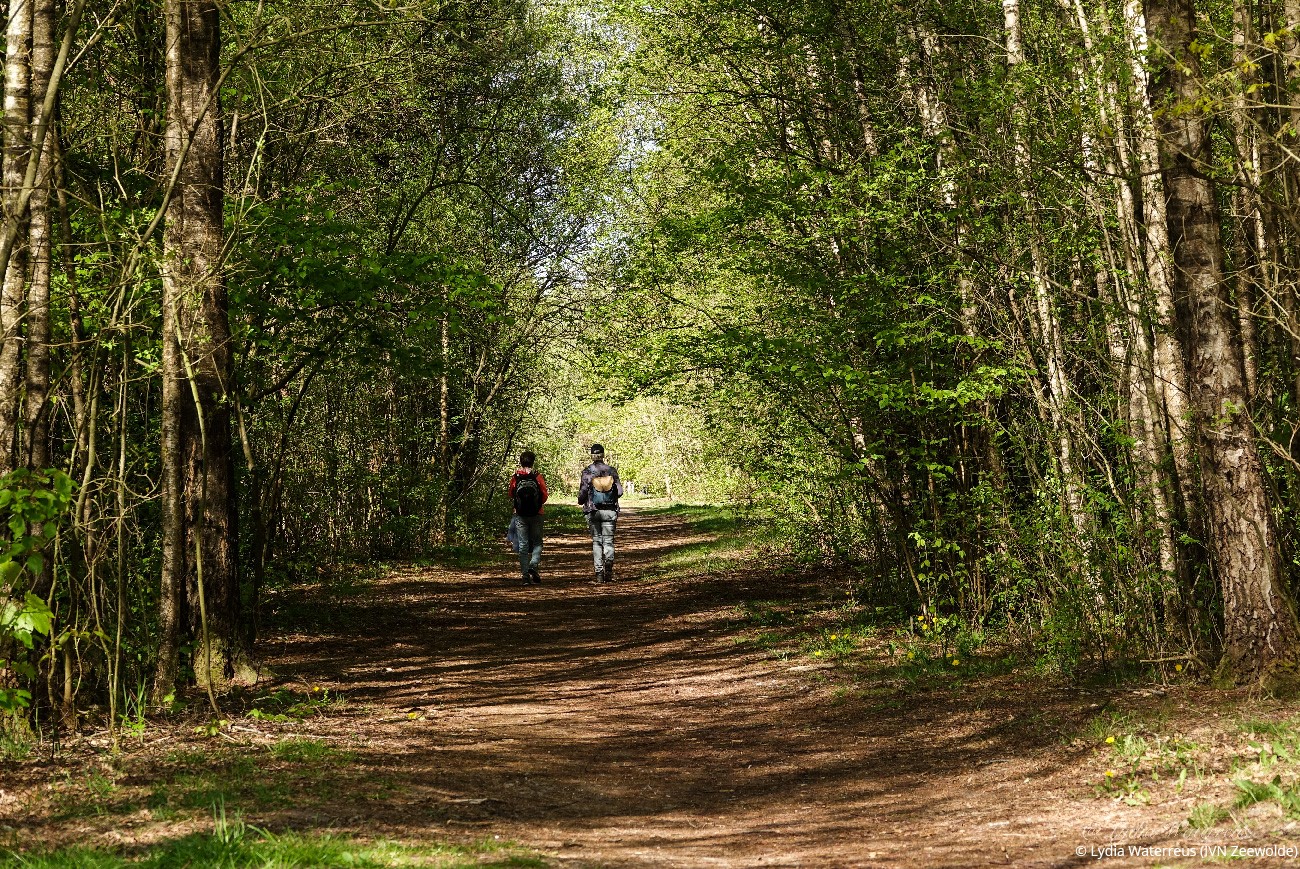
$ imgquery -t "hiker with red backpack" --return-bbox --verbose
[509,451,549,584]
[578,443,623,584]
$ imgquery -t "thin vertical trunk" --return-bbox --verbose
[23,0,54,472]
[1231,0,1262,400]
[1282,0,1300,195]
[0,0,34,473]
[1122,0,1196,499]
[1072,0,1184,636]
[53,136,88,471]
[1146,0,1300,689]
[153,270,185,705]
[436,300,450,545]
[1003,0,1095,587]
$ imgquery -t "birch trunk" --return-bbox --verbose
[1122,0,1197,520]
[1146,0,1300,689]
[0,0,33,472]
[23,0,54,471]
[1003,0,1096,591]
[1231,0,1262,400]
[1074,0,1184,630]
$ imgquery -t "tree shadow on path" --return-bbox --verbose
[246,508,1195,868]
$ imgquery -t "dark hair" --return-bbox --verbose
[519,451,536,468]
[590,443,605,458]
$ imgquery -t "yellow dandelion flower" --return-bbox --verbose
[830,634,838,640]
[1105,736,1115,744]
[951,659,960,666]
[906,651,915,660]
[1105,770,1116,778]
[1175,664,1184,672]
[814,650,823,657]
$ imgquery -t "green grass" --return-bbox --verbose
[641,503,748,534]
[537,503,588,536]
[1081,709,1134,744]
[153,743,353,816]
[734,600,796,628]
[267,737,351,764]
[641,503,767,578]
[0,826,547,868]
[1234,776,1300,817]
[1189,802,1231,829]
[1238,716,1300,747]
[47,737,366,825]
[248,687,345,722]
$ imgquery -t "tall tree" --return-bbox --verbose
[0,0,34,472]
[154,0,240,701]
[1145,0,1300,688]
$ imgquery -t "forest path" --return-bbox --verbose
[262,508,1180,868]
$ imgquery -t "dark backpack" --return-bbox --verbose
[514,472,543,517]
[590,469,618,509]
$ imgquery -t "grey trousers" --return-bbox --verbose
[586,509,617,573]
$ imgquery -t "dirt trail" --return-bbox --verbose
[258,509,1187,868]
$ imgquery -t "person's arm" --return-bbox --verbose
[509,474,518,499]
[577,468,590,505]
[538,473,549,504]
[613,467,624,498]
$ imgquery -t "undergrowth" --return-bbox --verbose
[2,810,544,867]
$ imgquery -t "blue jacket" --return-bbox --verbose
[578,461,623,513]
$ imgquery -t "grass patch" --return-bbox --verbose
[1234,776,1300,817]
[248,687,345,722]
[641,503,747,534]
[1189,802,1231,829]
[268,737,351,764]
[50,771,122,820]
[0,824,546,868]
[735,600,796,628]
[643,503,769,579]
[73,737,364,824]
[538,503,588,536]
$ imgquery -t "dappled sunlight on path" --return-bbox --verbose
[255,508,1181,868]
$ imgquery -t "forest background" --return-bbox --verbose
[2,0,1300,743]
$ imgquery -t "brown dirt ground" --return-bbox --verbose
[6,508,1300,867]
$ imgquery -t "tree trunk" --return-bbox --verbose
[158,0,241,696]
[23,0,55,472]
[0,0,34,473]
[1146,0,1300,690]
[1230,0,1263,401]
[1004,0,1097,597]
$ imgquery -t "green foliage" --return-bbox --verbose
[1234,775,1300,818]
[247,687,343,722]
[0,827,544,868]
[0,469,75,715]
[1188,802,1230,829]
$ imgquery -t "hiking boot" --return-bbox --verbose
[603,563,615,583]
[592,570,606,585]
[529,567,541,584]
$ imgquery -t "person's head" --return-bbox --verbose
[589,443,605,462]
[519,450,536,469]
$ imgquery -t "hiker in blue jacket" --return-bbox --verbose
[578,443,623,584]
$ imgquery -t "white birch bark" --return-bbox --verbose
[1003,0,1096,591]
[0,0,33,472]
